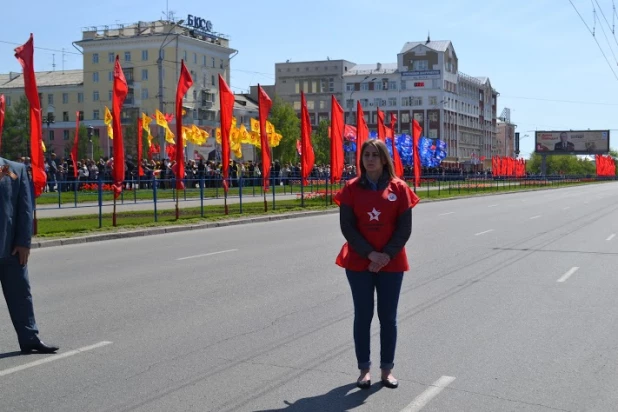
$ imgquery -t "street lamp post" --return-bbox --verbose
[42,112,55,153]
[87,125,95,160]
[157,19,184,156]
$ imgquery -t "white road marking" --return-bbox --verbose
[399,375,456,412]
[488,204,498,208]
[475,229,494,236]
[0,341,112,378]
[530,215,541,220]
[607,234,616,241]
[177,249,239,261]
[438,212,454,216]
[557,267,579,283]
[562,207,571,211]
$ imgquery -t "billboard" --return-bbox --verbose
[535,130,610,154]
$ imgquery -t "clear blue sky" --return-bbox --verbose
[1,0,618,158]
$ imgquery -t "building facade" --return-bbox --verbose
[0,17,242,159]
[271,39,499,168]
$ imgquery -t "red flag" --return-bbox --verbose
[300,91,315,185]
[412,119,422,188]
[166,144,176,160]
[389,113,404,178]
[175,61,193,190]
[14,34,46,197]
[218,74,235,193]
[137,117,144,177]
[356,101,368,173]
[70,111,79,178]
[377,108,387,142]
[330,95,344,184]
[258,85,273,190]
[0,94,5,155]
[111,56,128,199]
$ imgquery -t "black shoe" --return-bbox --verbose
[356,379,371,389]
[20,341,59,354]
[381,378,399,389]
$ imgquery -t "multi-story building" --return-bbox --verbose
[274,59,354,125]
[0,17,242,159]
[1,70,84,152]
[270,39,499,168]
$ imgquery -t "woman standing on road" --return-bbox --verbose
[334,139,420,389]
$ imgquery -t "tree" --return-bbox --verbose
[526,153,595,175]
[268,97,300,164]
[64,126,103,161]
[1,96,30,160]
[312,120,331,165]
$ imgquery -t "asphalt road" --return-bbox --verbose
[1,182,618,411]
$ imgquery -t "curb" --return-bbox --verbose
[31,182,605,249]
[32,208,340,249]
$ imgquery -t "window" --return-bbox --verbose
[319,100,327,110]
[48,130,55,141]
[346,99,354,109]
[361,83,369,91]
[346,83,354,92]
[92,72,99,83]
[428,112,438,121]
[78,111,84,121]
[108,90,112,101]
[62,112,69,122]
[124,51,131,62]
[412,60,429,71]
[63,130,70,140]
[400,80,407,90]
[142,50,148,61]
[6,96,11,106]
[92,53,99,64]
[375,81,383,91]
[211,57,215,68]
[389,81,397,91]
[374,98,382,107]
[429,96,438,106]
[142,89,149,99]
[183,50,187,61]
[401,112,410,123]
[108,52,115,63]
[388,97,397,107]
[93,91,99,101]
[93,110,100,120]
[293,101,301,110]
[108,71,113,82]
[211,75,215,86]
[401,97,410,106]
[329,77,334,92]
[203,55,207,66]
[295,80,300,94]
[307,100,314,110]
[141,69,148,80]
[78,93,84,103]
[48,94,54,105]
[62,93,69,104]
[360,98,369,107]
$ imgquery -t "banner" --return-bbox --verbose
[535,130,609,154]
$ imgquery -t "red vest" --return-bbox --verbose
[335,177,419,272]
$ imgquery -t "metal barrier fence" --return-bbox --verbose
[35,174,616,229]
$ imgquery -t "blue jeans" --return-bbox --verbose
[0,256,39,345]
[346,269,404,370]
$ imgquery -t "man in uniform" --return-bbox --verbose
[0,156,58,354]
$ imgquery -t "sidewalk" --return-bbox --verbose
[35,193,301,218]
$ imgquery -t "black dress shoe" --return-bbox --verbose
[356,379,371,389]
[20,341,59,354]
[381,378,399,389]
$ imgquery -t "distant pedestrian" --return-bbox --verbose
[334,139,419,389]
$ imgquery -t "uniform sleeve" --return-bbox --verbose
[333,182,352,206]
[14,165,33,249]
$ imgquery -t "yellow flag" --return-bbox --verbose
[107,124,114,140]
[250,118,260,134]
[104,106,113,126]
[41,140,46,153]
[165,127,175,144]
[154,110,168,128]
